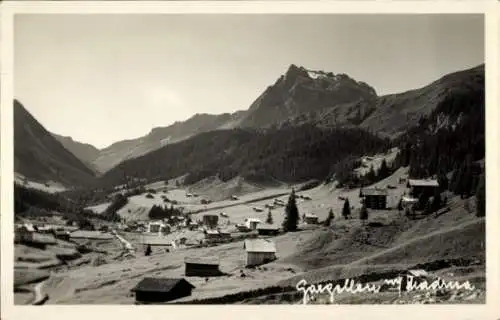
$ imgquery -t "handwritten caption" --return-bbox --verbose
[296,276,475,304]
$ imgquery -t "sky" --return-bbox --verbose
[14,14,484,149]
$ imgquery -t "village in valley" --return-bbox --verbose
[13,148,486,305]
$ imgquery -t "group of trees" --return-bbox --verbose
[102,194,128,222]
[148,204,185,222]
[362,159,394,185]
[333,157,395,189]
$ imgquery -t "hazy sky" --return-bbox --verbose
[15,14,484,149]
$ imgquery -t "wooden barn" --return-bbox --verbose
[14,224,34,243]
[202,214,219,228]
[244,239,277,267]
[304,214,319,224]
[399,269,433,292]
[147,221,170,235]
[360,188,388,210]
[184,257,222,277]
[131,278,195,303]
[244,218,261,231]
[205,229,220,239]
[407,179,440,198]
[257,225,280,236]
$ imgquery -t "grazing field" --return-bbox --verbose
[15,173,68,193]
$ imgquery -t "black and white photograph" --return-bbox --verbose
[5,9,489,308]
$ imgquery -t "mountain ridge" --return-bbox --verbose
[14,100,96,188]
[17,63,484,183]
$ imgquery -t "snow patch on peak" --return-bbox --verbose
[307,71,323,79]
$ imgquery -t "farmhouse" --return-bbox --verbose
[218,229,232,240]
[236,224,251,232]
[140,234,175,247]
[204,229,220,243]
[407,179,439,198]
[202,214,219,228]
[399,269,432,292]
[257,224,280,236]
[304,214,319,224]
[184,257,222,277]
[245,218,261,231]
[244,239,277,267]
[53,230,70,241]
[401,196,419,210]
[187,222,199,231]
[147,221,170,235]
[14,224,34,243]
[360,188,388,210]
[131,278,195,303]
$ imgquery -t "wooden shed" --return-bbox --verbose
[399,269,432,292]
[360,188,388,210]
[245,218,261,231]
[244,239,277,267]
[202,214,219,228]
[14,224,34,243]
[257,225,280,236]
[304,214,319,224]
[407,179,439,198]
[184,257,222,277]
[131,278,195,303]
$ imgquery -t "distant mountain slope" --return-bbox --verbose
[98,125,389,188]
[359,64,485,137]
[51,64,485,175]
[52,133,100,174]
[92,110,246,173]
[14,100,96,187]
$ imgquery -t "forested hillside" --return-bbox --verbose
[98,125,390,188]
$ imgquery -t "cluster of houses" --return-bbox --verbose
[14,222,112,245]
[359,178,440,211]
[129,178,444,304]
[131,237,278,304]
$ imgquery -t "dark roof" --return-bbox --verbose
[257,224,280,231]
[184,256,219,265]
[131,278,195,293]
[203,214,218,218]
[361,188,388,196]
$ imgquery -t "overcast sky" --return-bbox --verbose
[14,14,484,149]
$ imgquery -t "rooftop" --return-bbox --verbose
[257,224,281,230]
[402,196,419,203]
[361,188,388,196]
[244,239,276,253]
[184,256,220,265]
[407,269,429,277]
[305,214,319,219]
[131,278,195,293]
[408,179,439,187]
